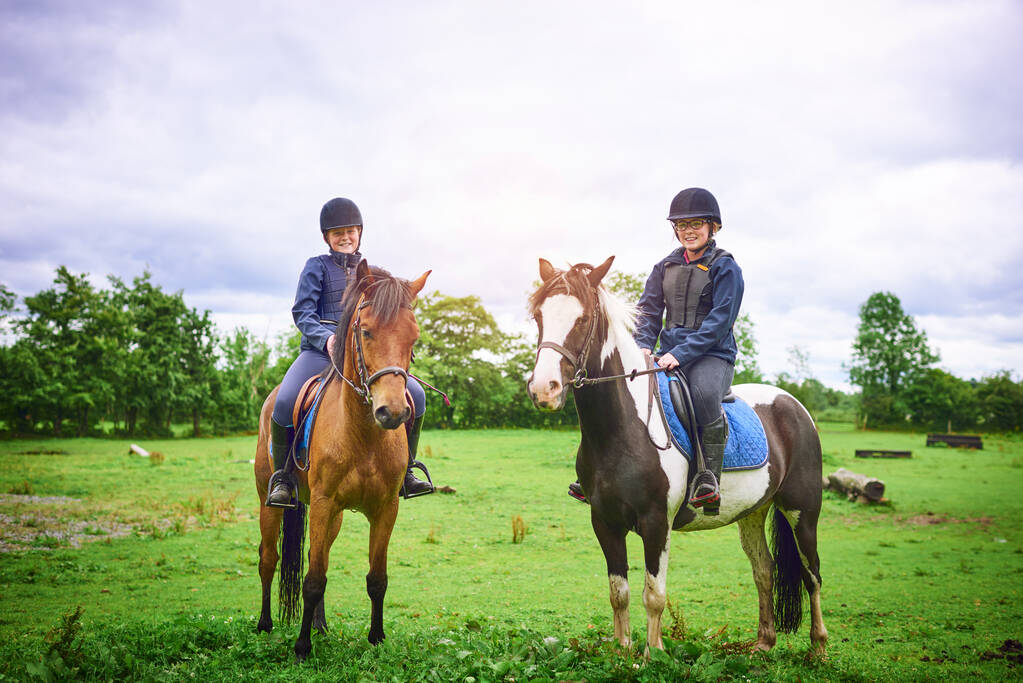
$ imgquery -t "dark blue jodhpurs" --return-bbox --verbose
[680,355,734,427]
[271,348,426,428]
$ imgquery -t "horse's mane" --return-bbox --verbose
[328,265,413,370]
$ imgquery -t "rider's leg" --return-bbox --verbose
[266,349,329,507]
[685,356,733,514]
[401,378,434,498]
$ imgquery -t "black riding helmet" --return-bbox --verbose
[320,197,363,232]
[667,188,721,227]
[320,197,363,251]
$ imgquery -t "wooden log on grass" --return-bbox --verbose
[855,449,912,459]
[128,444,150,457]
[824,467,885,503]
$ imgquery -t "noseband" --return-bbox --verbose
[333,297,411,405]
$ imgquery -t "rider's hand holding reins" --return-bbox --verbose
[657,352,680,370]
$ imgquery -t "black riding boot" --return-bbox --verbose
[265,420,297,508]
[690,414,727,515]
[400,414,434,499]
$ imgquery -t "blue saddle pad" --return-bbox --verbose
[656,373,768,471]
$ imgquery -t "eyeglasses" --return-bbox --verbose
[671,219,708,232]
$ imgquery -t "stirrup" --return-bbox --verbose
[265,470,298,509]
[689,472,720,509]
[400,460,435,499]
[568,481,588,504]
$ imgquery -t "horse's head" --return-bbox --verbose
[338,260,430,429]
[526,255,614,410]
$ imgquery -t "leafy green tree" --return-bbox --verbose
[413,293,517,428]
[12,267,100,435]
[902,368,979,431]
[605,271,645,304]
[847,291,938,426]
[733,313,763,383]
[975,371,1023,432]
[178,308,218,436]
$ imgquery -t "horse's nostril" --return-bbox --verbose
[374,406,391,423]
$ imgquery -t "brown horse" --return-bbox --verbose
[527,257,827,656]
[254,260,430,661]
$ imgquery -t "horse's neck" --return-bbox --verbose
[575,314,650,434]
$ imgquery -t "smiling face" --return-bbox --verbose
[671,218,713,256]
[325,226,361,253]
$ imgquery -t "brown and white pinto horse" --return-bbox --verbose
[254,261,430,661]
[527,257,827,656]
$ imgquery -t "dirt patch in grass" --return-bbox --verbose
[0,494,133,552]
[902,512,994,527]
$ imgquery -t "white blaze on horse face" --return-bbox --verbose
[531,294,584,403]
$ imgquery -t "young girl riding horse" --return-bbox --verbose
[570,187,742,513]
[265,197,434,508]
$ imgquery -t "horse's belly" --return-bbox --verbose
[676,466,772,531]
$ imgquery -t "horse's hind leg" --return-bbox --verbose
[591,512,631,649]
[366,499,398,645]
[256,504,282,633]
[788,508,828,655]
[737,506,776,651]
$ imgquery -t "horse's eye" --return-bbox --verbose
[362,329,373,340]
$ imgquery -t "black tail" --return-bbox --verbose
[278,501,306,624]
[771,506,804,633]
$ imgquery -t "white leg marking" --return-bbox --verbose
[643,534,670,653]
[608,574,631,648]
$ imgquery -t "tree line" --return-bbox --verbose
[1,269,1019,437]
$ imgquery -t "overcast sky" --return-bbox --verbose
[2,0,1021,390]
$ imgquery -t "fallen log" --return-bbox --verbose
[824,467,885,503]
[128,444,150,457]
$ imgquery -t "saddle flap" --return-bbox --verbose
[292,376,322,427]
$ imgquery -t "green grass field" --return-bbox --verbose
[0,424,1021,681]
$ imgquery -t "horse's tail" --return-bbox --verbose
[278,502,306,624]
[771,505,804,633]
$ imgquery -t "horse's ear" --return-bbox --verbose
[539,258,557,283]
[587,255,615,287]
[356,258,372,288]
[408,270,431,298]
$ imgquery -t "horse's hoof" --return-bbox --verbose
[294,641,311,663]
[754,640,773,652]
[368,629,385,645]
[255,620,272,634]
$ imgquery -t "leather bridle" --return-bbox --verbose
[331,296,411,405]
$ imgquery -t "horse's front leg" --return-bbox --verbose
[737,507,776,651]
[638,514,671,655]
[592,511,631,648]
[256,504,282,633]
[366,498,398,645]
[311,508,343,634]
[294,497,339,662]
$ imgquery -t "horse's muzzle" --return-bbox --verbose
[528,376,566,411]
[374,404,410,430]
